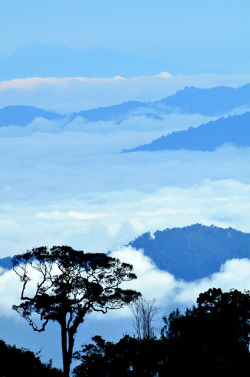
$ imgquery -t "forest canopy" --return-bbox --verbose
[73,288,250,377]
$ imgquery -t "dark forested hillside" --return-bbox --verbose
[128,224,250,281]
[2,224,250,281]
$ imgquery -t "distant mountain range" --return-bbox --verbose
[125,111,250,152]
[1,84,250,127]
[70,84,250,123]
[0,106,64,127]
[127,224,250,281]
[0,42,196,81]
[1,224,250,281]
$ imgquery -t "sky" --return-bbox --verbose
[0,0,250,370]
[0,0,250,72]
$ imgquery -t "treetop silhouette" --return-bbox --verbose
[12,245,141,377]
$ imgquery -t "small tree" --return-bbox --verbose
[130,296,158,340]
[12,246,141,377]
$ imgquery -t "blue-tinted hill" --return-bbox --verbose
[128,224,250,281]
[69,101,146,124]
[70,84,250,123]
[0,106,64,127]
[1,84,250,127]
[158,84,250,115]
[125,112,250,152]
[2,225,250,282]
[0,42,192,81]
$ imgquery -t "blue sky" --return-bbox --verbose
[1,0,249,72]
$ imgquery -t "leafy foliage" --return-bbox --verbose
[73,335,164,377]
[12,245,140,377]
[74,288,250,377]
[161,288,250,376]
[0,339,63,377]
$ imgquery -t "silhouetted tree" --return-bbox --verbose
[12,246,140,377]
[73,288,250,377]
[161,288,250,376]
[0,338,63,377]
[73,335,164,377]
[129,296,158,339]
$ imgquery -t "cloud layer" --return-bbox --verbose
[0,74,250,367]
[1,112,250,256]
[1,73,250,112]
[1,248,249,321]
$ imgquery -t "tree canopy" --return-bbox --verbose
[74,288,250,377]
[0,339,63,377]
[12,245,140,377]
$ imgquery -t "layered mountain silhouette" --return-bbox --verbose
[64,84,250,123]
[0,42,193,80]
[125,112,250,152]
[0,106,64,127]
[1,84,250,127]
[127,224,250,281]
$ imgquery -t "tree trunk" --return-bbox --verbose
[61,319,71,377]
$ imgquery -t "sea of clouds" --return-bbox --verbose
[1,72,250,112]
[0,72,250,367]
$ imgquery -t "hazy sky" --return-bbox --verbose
[1,0,249,72]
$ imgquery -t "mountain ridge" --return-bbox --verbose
[1,84,250,127]
[0,42,191,80]
[0,105,64,127]
[1,224,250,282]
[124,111,250,152]
[127,223,250,281]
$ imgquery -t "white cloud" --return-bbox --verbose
[110,247,176,301]
[173,258,250,307]
[0,73,250,112]
[0,247,249,322]
[0,113,250,256]
[37,210,107,221]
[1,178,250,258]
[0,269,21,318]
[108,248,250,318]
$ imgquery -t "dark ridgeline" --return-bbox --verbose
[2,224,250,281]
[127,224,250,281]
